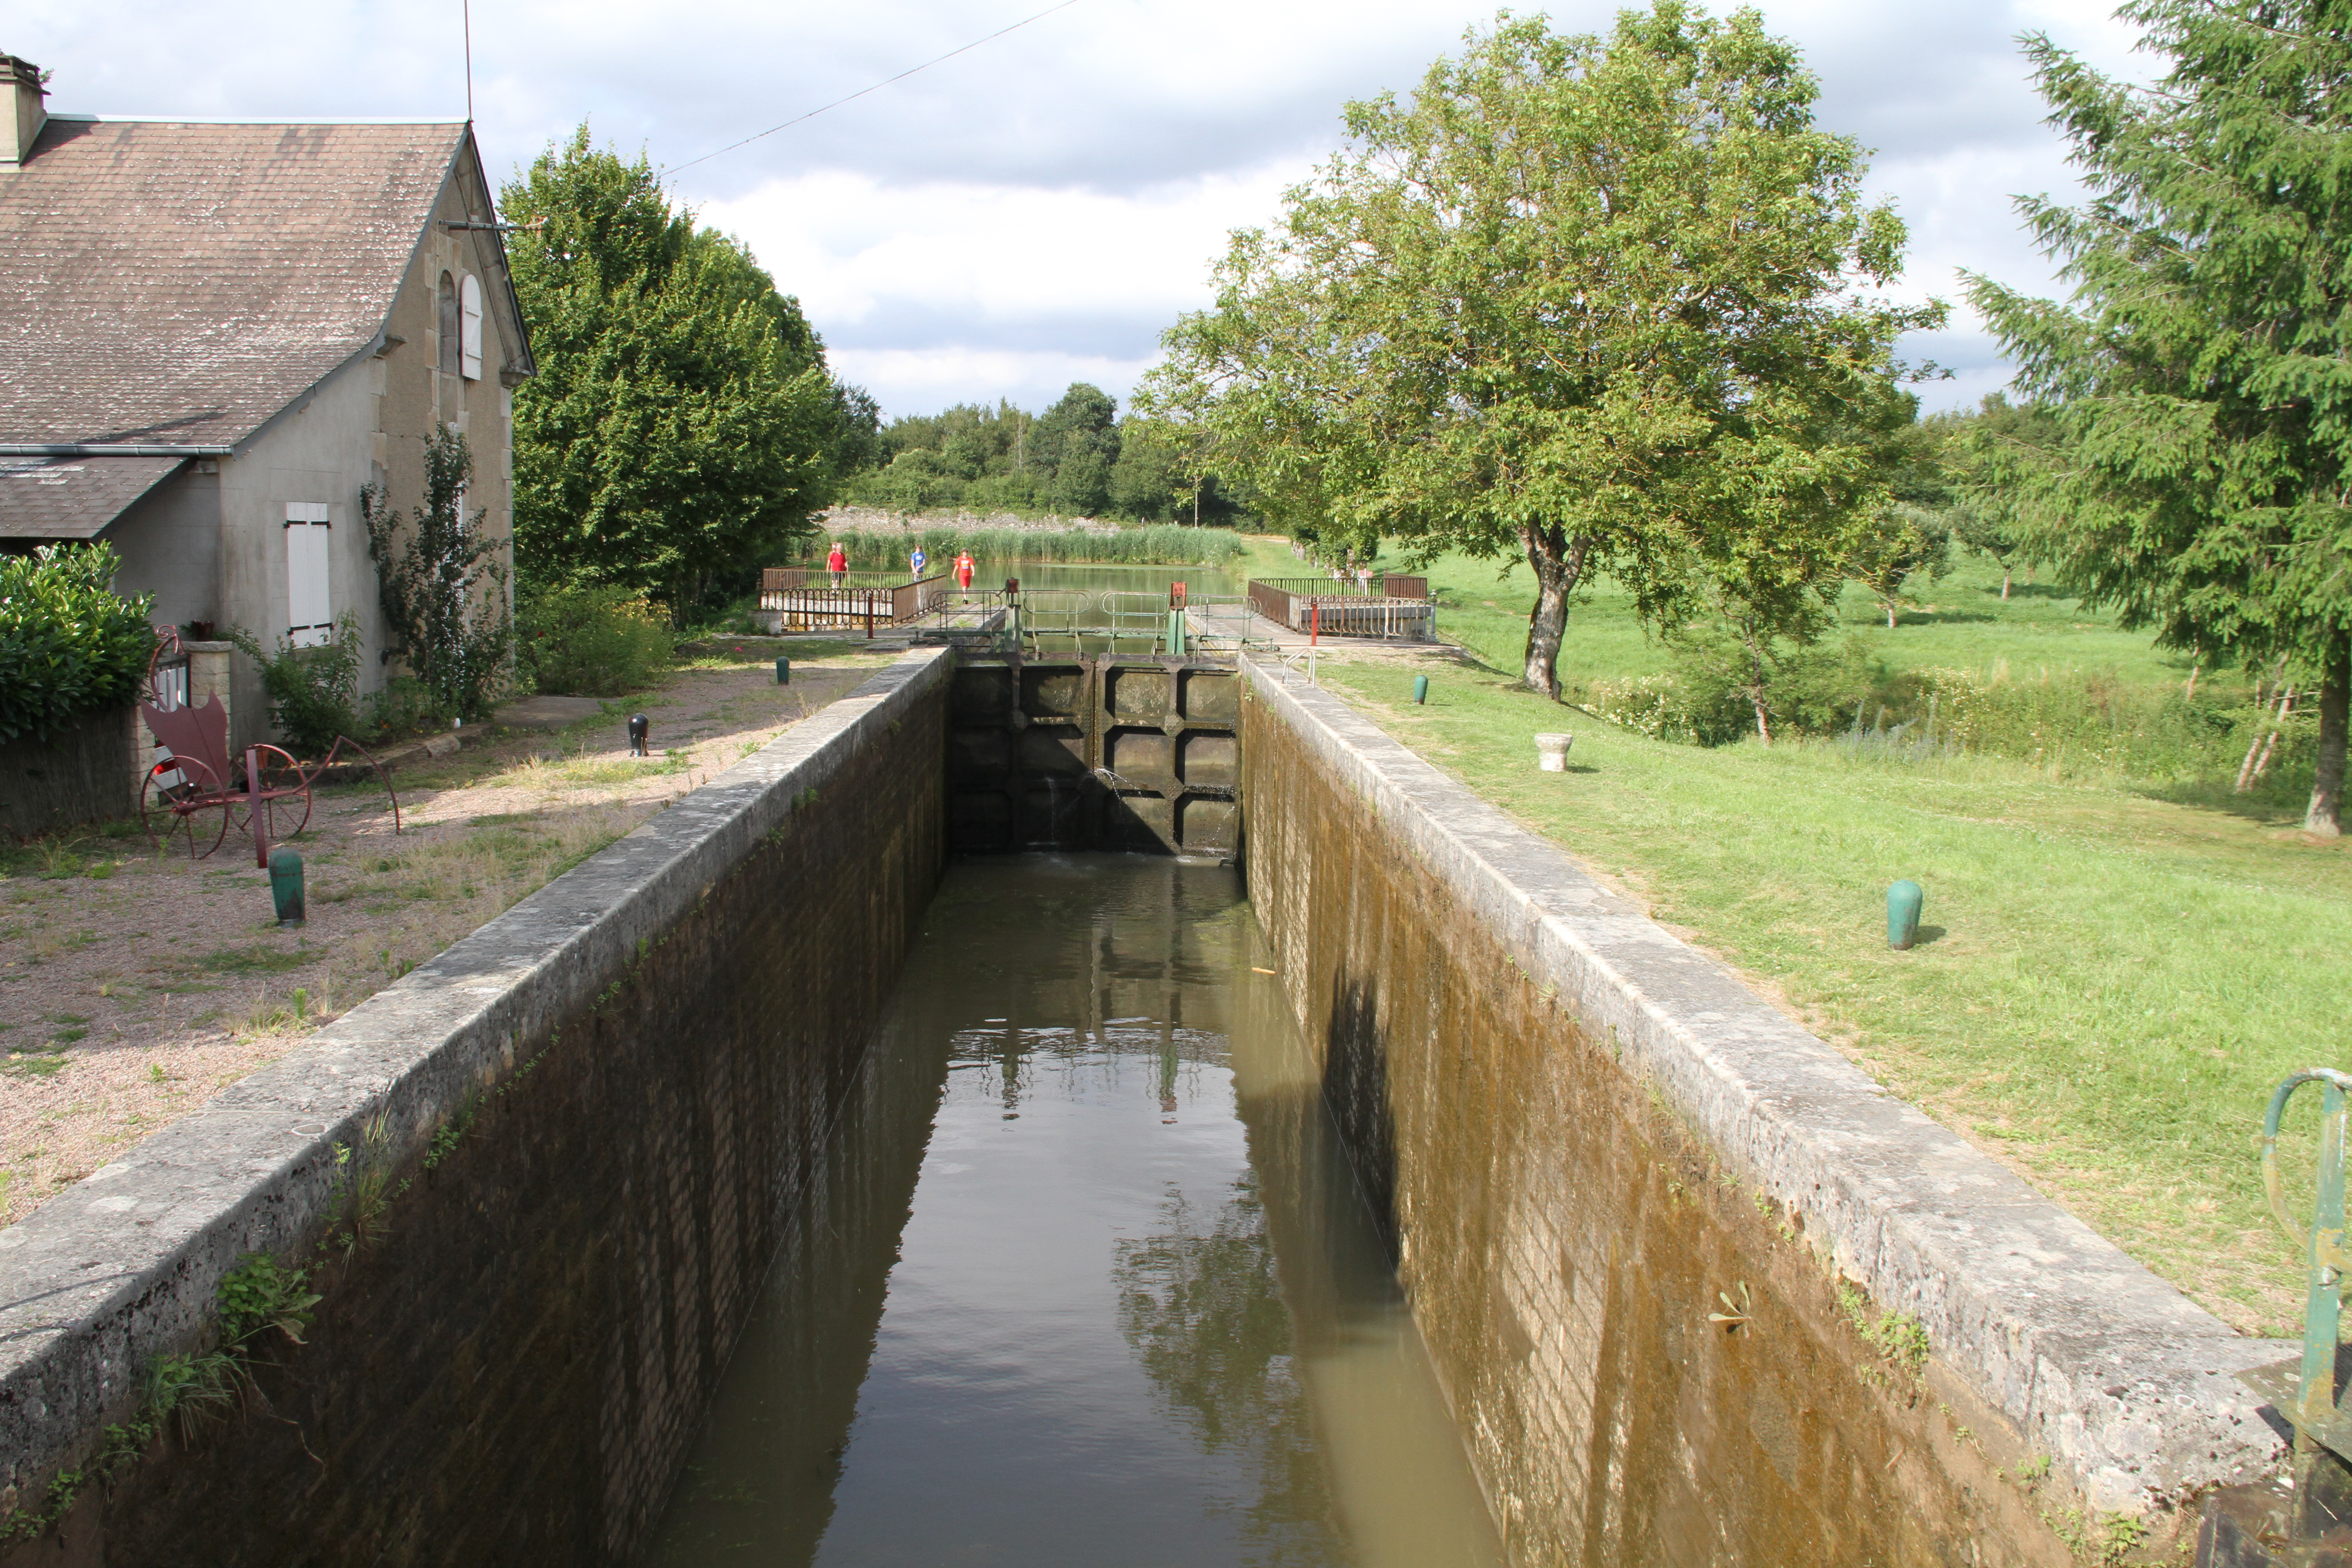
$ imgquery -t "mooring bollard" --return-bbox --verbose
[1886,880,1924,949]
[268,846,304,928]
[1534,733,1573,771]
[775,656,790,685]
[627,714,650,756]
[1413,674,1430,705]
[2195,1069,2352,1563]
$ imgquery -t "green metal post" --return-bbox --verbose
[2265,1071,2352,1434]
[1887,881,1924,949]
[1413,674,1430,705]
[775,656,790,684]
[268,846,305,928]
[2197,1069,2352,1555]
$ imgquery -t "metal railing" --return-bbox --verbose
[1099,591,1178,647]
[903,586,1290,657]
[759,573,951,631]
[1245,581,1437,641]
[1251,573,1428,600]
[1181,596,1282,656]
[909,590,1013,645]
[762,566,940,593]
[1009,589,1094,652]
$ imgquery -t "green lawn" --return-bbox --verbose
[1416,547,2200,697]
[1315,655,2346,1333]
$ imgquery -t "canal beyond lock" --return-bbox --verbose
[650,855,1502,1568]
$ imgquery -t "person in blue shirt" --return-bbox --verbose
[910,545,927,579]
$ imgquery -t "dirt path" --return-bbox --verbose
[0,643,896,1229]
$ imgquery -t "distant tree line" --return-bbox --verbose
[837,384,1250,526]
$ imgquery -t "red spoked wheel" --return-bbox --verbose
[142,755,229,860]
[229,745,313,845]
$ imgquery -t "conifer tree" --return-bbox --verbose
[1966,0,2352,834]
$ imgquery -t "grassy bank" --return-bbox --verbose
[1425,549,2189,687]
[1415,548,2313,804]
[1315,657,2346,1333]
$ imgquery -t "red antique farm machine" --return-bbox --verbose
[137,630,402,865]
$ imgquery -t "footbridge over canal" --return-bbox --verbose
[0,645,2287,1567]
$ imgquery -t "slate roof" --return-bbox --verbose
[0,454,183,537]
[0,116,467,448]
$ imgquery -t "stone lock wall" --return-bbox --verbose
[0,651,951,1567]
[1237,661,2283,1565]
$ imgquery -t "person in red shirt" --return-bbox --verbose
[827,540,847,587]
[955,550,975,591]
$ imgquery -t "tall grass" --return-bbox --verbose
[1584,653,2313,799]
[812,525,1244,571]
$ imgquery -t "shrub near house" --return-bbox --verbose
[0,543,157,833]
[0,544,154,746]
[518,585,673,697]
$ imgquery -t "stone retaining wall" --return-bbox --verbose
[0,649,952,1566]
[0,706,135,839]
[1238,658,2285,1564]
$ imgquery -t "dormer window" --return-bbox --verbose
[438,271,459,374]
[460,274,482,380]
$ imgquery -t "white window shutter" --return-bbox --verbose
[460,273,483,380]
[285,503,332,648]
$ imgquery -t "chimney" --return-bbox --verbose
[1,55,46,168]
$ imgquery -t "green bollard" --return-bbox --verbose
[269,846,305,928]
[1413,674,1430,705]
[775,656,790,685]
[1887,880,1923,950]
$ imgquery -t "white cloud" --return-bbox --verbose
[696,162,1305,412]
[16,0,2146,419]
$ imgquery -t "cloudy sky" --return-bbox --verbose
[18,0,2144,420]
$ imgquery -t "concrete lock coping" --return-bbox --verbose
[0,648,956,1518]
[1235,655,2288,1517]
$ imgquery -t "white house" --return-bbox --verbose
[0,53,534,753]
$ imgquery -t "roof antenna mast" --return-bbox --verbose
[463,0,475,124]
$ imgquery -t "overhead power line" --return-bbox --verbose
[668,0,1089,175]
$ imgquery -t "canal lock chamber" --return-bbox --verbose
[0,647,2279,1567]
[641,653,1502,1563]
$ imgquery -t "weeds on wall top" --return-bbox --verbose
[0,1252,321,1544]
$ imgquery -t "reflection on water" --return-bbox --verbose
[650,856,1500,1568]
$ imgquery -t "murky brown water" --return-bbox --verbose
[649,855,1501,1567]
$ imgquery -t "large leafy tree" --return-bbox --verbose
[501,127,867,622]
[1965,0,2352,834]
[1033,382,1121,517]
[1144,4,1936,697]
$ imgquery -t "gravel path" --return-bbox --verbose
[0,645,893,1229]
